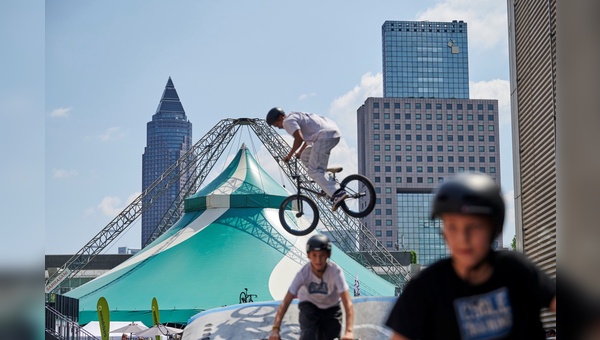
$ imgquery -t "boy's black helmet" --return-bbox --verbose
[266,107,285,125]
[306,234,332,253]
[431,172,505,237]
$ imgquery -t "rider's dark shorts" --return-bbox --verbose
[298,301,342,340]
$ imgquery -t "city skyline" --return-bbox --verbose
[43,0,513,256]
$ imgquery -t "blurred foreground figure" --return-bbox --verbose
[386,173,556,339]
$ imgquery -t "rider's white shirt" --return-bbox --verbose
[283,111,341,144]
[288,260,349,309]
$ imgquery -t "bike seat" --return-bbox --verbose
[327,167,343,174]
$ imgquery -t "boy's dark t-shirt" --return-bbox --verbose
[385,251,555,340]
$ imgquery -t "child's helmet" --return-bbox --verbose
[266,107,285,125]
[431,172,505,237]
[306,234,332,253]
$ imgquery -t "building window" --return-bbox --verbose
[374,155,380,162]
[490,156,496,163]
[490,167,496,173]
[373,102,379,109]
[457,103,463,110]
[396,176,402,183]
[374,134,380,140]
[376,220,382,226]
[447,103,452,110]
[386,230,393,237]
[374,145,380,151]
[375,166,381,172]
[394,102,401,109]
[376,230,382,236]
[436,103,442,109]
[385,155,391,162]
[488,104,494,110]
[405,103,411,109]
[477,104,484,110]
[426,103,432,109]
[384,102,390,109]
[488,125,494,131]
[488,115,494,121]
[395,113,401,119]
[373,113,379,119]
[416,103,422,109]
[374,123,380,130]
[384,124,390,130]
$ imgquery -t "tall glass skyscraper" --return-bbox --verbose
[382,20,469,99]
[358,20,501,266]
[141,77,192,247]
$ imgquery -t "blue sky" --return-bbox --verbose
[39,0,513,256]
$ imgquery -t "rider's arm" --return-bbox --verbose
[285,129,305,162]
[269,291,295,339]
[340,290,355,340]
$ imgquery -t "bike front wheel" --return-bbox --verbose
[339,174,376,218]
[279,194,319,236]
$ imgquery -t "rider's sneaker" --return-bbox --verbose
[331,191,349,212]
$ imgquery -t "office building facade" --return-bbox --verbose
[358,97,501,265]
[141,77,193,247]
[508,0,556,328]
[382,20,469,99]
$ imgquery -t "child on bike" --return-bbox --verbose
[269,234,355,340]
[386,172,556,340]
[266,107,348,211]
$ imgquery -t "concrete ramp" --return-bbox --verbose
[182,296,396,340]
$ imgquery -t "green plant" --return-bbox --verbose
[409,250,417,264]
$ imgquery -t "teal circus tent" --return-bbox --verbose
[65,145,395,326]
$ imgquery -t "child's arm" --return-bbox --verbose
[269,291,294,339]
[339,290,355,340]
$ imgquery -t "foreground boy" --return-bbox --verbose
[386,172,556,339]
[269,234,354,340]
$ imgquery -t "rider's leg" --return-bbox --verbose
[298,301,320,340]
[306,137,340,197]
[318,304,342,340]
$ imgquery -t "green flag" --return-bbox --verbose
[96,297,109,340]
[151,297,160,325]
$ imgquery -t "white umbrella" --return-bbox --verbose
[111,322,149,334]
[134,324,183,338]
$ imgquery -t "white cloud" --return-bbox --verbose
[329,72,383,145]
[98,126,126,142]
[49,107,72,118]
[87,192,140,217]
[416,0,507,50]
[470,79,511,126]
[52,168,78,179]
[299,92,316,100]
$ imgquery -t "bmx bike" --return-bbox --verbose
[279,163,376,236]
[239,287,257,304]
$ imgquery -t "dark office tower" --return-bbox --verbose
[141,77,192,248]
[357,20,501,266]
[382,20,469,99]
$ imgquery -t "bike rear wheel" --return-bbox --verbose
[279,194,319,236]
[339,174,376,218]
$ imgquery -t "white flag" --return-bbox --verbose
[353,272,360,296]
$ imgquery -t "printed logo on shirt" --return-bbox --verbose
[454,287,513,340]
[308,281,328,295]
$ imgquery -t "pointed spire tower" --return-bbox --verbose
[141,77,193,247]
